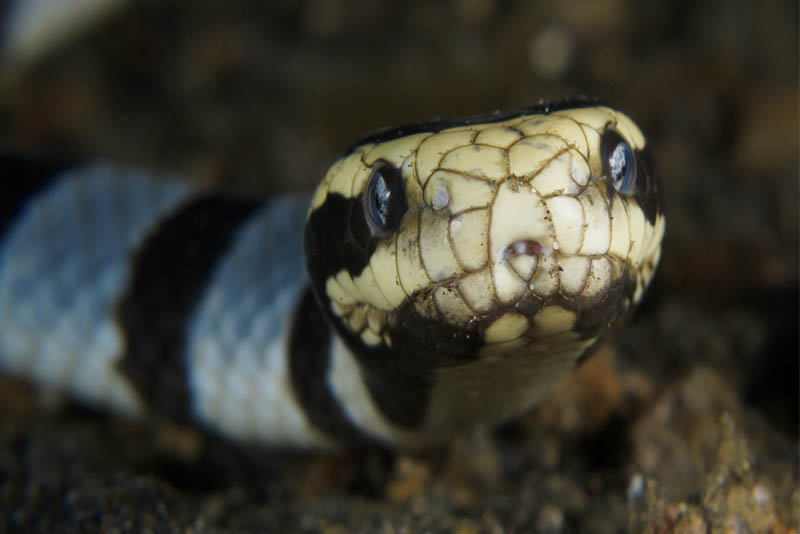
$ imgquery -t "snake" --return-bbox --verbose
[0,102,664,449]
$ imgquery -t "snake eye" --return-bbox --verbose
[601,129,637,195]
[364,160,407,236]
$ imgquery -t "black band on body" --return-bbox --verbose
[633,147,663,224]
[116,195,261,421]
[288,287,372,446]
[0,155,76,238]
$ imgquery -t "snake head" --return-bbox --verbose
[305,104,664,438]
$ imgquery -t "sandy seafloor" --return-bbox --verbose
[0,1,797,532]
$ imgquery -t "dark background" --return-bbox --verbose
[0,1,797,532]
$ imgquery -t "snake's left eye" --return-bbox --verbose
[601,129,637,195]
[364,160,407,237]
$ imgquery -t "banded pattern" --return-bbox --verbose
[0,104,664,450]
[0,162,342,447]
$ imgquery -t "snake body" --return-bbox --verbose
[0,103,664,449]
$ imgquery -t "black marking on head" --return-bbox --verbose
[0,155,77,238]
[306,161,407,288]
[306,193,365,285]
[569,269,635,340]
[288,287,372,446]
[306,195,389,288]
[633,146,663,224]
[600,126,662,226]
[306,193,349,281]
[573,271,638,367]
[346,99,598,153]
[515,292,545,316]
[116,195,260,421]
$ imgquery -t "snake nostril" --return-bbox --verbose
[503,239,548,260]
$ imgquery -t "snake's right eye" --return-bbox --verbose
[364,161,407,237]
